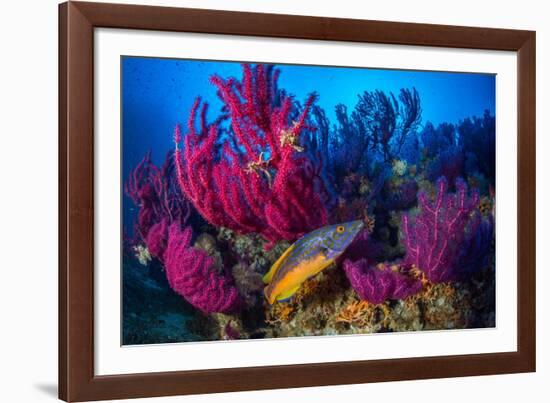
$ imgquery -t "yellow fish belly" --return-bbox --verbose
[265,253,334,304]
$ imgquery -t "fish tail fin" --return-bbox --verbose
[264,285,273,304]
[263,243,295,284]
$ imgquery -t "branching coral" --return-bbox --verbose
[353,88,422,163]
[164,223,242,314]
[420,122,456,159]
[427,145,465,186]
[329,103,371,181]
[335,300,375,327]
[326,88,421,188]
[174,64,329,246]
[402,177,493,283]
[458,110,496,181]
[125,151,191,259]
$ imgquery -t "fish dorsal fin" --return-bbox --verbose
[262,243,295,284]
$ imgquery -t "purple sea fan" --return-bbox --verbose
[402,176,489,283]
[343,259,422,304]
[164,223,242,314]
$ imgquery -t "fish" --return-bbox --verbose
[263,220,365,304]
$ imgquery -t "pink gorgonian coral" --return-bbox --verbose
[145,218,169,260]
[164,223,242,314]
[402,176,492,283]
[125,151,191,259]
[174,63,329,247]
[343,259,422,304]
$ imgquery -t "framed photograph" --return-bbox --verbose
[59,1,536,401]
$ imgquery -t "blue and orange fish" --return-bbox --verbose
[263,220,365,304]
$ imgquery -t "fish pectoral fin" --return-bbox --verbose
[263,243,295,284]
[275,285,301,302]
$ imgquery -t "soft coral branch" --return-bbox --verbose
[175,63,329,246]
[343,259,422,304]
[402,177,493,282]
[125,151,191,259]
[164,223,242,314]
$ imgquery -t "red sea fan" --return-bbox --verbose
[174,64,329,246]
[164,223,242,314]
[125,151,191,259]
[125,151,162,241]
[145,218,169,260]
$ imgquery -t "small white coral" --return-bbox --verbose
[392,159,408,177]
[133,245,152,266]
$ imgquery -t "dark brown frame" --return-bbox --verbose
[59,1,536,401]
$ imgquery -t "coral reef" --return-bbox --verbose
[262,261,494,338]
[122,61,497,344]
[174,64,329,246]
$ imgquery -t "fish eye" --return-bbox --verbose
[336,226,345,234]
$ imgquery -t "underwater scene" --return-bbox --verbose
[122,57,496,345]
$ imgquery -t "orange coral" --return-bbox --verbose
[379,303,392,328]
[364,214,376,233]
[410,265,430,287]
[336,300,374,327]
[266,302,296,324]
[293,276,323,304]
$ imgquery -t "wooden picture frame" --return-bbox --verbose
[59,1,536,401]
